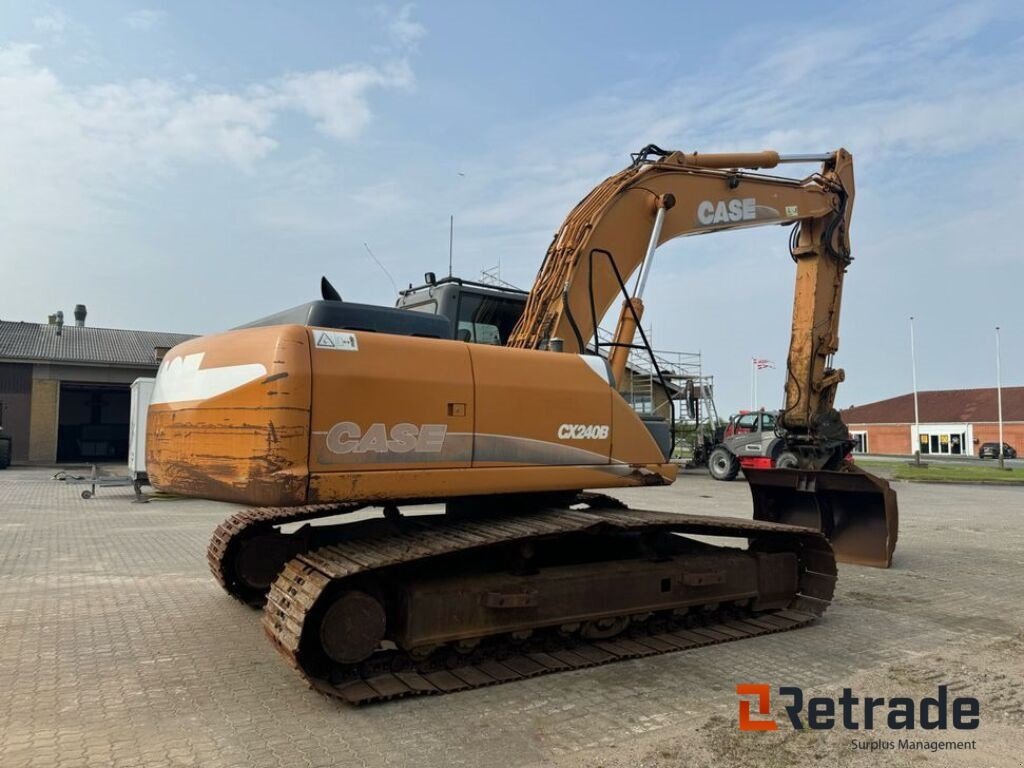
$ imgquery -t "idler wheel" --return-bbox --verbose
[235,534,297,592]
[319,591,387,664]
[580,615,629,640]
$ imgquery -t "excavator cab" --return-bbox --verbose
[396,275,529,346]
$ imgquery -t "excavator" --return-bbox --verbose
[146,145,898,704]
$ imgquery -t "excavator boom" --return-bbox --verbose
[507,145,895,566]
[508,147,852,437]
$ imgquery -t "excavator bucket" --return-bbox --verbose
[744,466,898,568]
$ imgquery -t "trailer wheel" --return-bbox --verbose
[708,447,739,481]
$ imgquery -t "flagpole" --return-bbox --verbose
[750,358,755,410]
[753,360,758,411]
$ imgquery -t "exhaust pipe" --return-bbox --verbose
[744,465,898,568]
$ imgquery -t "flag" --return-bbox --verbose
[753,358,775,370]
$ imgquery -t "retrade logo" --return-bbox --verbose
[737,684,778,731]
[736,684,980,732]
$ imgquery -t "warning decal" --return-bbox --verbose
[314,331,359,351]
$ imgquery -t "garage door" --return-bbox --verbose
[57,383,131,462]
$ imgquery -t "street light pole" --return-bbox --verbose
[910,316,921,465]
[996,326,1005,470]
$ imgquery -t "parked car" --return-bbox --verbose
[978,442,1017,459]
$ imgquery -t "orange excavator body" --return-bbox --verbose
[147,325,674,506]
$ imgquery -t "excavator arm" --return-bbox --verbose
[509,146,897,566]
[508,146,854,451]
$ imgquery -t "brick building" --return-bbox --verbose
[841,387,1024,457]
[0,311,193,464]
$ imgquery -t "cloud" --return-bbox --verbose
[124,9,167,30]
[32,10,70,34]
[351,180,412,212]
[278,62,413,140]
[432,4,1024,410]
[0,41,414,236]
[383,4,427,49]
[455,8,1024,247]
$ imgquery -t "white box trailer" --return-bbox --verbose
[128,377,155,480]
[62,377,153,501]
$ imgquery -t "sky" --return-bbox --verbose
[1,1,1022,414]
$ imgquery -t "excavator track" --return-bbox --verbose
[207,493,616,606]
[263,504,835,704]
[207,503,364,606]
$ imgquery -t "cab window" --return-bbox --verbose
[735,414,758,433]
[403,299,438,315]
[456,292,525,345]
[760,413,776,432]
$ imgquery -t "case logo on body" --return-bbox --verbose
[557,424,610,440]
[326,422,447,454]
[697,198,756,225]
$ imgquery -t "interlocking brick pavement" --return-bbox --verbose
[0,467,1021,767]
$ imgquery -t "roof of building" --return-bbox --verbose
[842,386,1024,424]
[0,321,195,368]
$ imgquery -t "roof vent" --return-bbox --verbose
[74,304,87,327]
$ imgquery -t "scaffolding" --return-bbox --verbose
[594,328,718,459]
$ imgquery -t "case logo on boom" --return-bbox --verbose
[557,424,610,440]
[326,422,447,454]
[697,198,756,225]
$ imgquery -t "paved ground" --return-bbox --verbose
[0,467,1021,768]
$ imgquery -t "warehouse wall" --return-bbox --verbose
[847,424,910,455]
[848,422,1024,456]
[972,423,1024,452]
[28,377,59,462]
